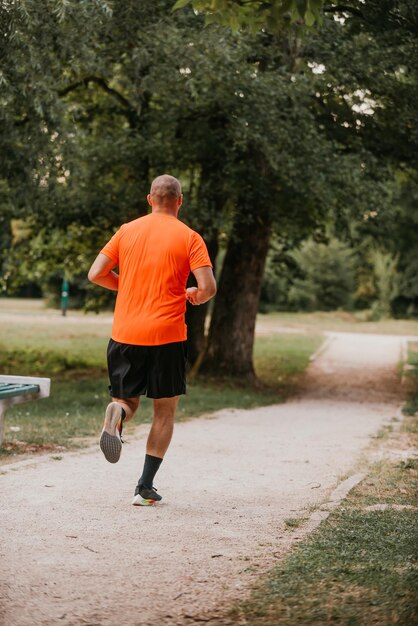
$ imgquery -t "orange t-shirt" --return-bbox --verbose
[100,213,212,346]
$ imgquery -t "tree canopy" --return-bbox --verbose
[1,0,417,380]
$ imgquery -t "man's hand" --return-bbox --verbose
[186,286,200,305]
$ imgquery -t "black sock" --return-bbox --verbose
[138,454,163,489]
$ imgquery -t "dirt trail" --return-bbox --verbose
[300,332,405,403]
[0,332,409,626]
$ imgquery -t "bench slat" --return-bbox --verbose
[0,383,41,399]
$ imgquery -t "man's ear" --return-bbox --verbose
[178,194,183,208]
[147,194,153,206]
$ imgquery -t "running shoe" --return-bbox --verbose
[131,484,162,506]
[99,402,124,464]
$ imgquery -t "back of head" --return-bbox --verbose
[150,174,182,208]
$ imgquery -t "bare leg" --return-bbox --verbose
[132,397,179,503]
[100,397,139,464]
[146,396,179,458]
[111,396,139,422]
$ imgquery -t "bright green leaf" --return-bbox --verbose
[305,9,315,26]
[172,0,192,10]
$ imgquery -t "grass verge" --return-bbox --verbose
[403,341,418,417]
[1,333,322,455]
[228,414,418,626]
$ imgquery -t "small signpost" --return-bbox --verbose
[61,277,69,316]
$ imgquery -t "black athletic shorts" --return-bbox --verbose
[107,338,187,399]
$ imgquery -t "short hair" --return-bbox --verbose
[150,174,182,206]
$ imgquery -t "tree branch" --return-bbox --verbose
[58,76,133,111]
[13,77,139,129]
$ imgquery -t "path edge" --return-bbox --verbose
[309,333,334,362]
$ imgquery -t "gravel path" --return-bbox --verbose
[0,332,408,626]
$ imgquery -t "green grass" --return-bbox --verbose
[0,342,108,377]
[229,417,418,626]
[0,302,110,376]
[1,327,322,453]
[408,344,418,367]
[402,341,418,417]
[257,310,418,336]
[284,517,307,529]
[254,335,320,387]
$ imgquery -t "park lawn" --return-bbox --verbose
[0,333,322,454]
[229,413,418,626]
[0,303,110,375]
[257,310,418,336]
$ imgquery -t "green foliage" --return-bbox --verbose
[172,0,325,30]
[370,250,399,318]
[1,0,417,325]
[288,238,355,311]
[0,1,377,299]
[298,0,418,316]
[260,236,301,311]
[380,172,418,317]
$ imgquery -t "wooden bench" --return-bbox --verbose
[0,375,51,447]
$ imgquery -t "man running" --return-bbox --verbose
[88,174,216,506]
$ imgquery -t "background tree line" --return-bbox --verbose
[0,0,417,382]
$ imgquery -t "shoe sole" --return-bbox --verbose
[99,403,122,464]
[131,494,161,507]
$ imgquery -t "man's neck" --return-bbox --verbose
[151,207,178,218]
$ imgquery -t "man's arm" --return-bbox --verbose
[87,253,119,291]
[186,266,217,305]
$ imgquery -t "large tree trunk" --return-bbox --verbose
[185,230,219,366]
[199,207,271,382]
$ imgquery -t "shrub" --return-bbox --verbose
[288,238,355,311]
